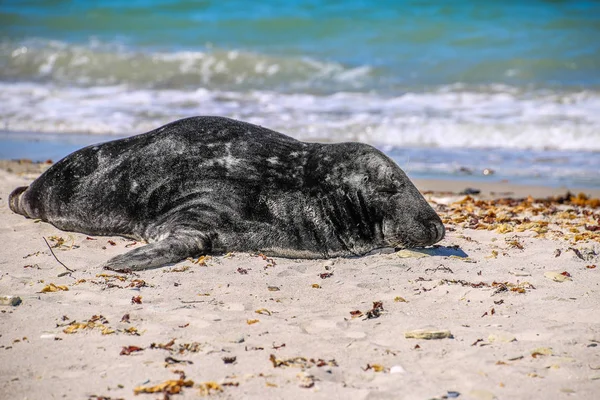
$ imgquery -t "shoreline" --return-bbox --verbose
[413,178,600,199]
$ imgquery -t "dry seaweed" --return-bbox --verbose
[438,193,600,245]
[365,301,384,319]
[120,345,144,355]
[133,371,193,395]
[269,354,338,369]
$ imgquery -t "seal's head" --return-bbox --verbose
[319,143,445,250]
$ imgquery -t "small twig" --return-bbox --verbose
[43,237,74,273]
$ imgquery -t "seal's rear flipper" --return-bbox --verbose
[9,186,30,216]
[101,233,211,271]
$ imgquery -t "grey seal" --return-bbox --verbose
[9,116,444,271]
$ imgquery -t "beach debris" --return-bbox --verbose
[63,315,115,335]
[23,251,42,259]
[47,235,76,249]
[188,255,211,266]
[128,279,149,288]
[405,329,453,340]
[237,267,249,274]
[363,363,388,372]
[123,326,140,336]
[439,278,487,288]
[272,342,286,350]
[96,273,127,281]
[531,347,553,358]
[269,354,338,369]
[149,339,203,355]
[255,308,272,316]
[509,269,531,277]
[587,264,597,269]
[554,249,562,257]
[247,319,259,325]
[396,249,430,258]
[131,295,142,304]
[267,286,280,291]
[351,301,386,320]
[150,339,175,351]
[544,271,572,282]
[40,283,69,293]
[0,296,22,306]
[165,356,193,366]
[257,253,276,268]
[297,372,317,388]
[319,272,333,279]
[394,296,408,303]
[134,371,193,395]
[198,381,223,396]
[506,237,524,249]
[481,308,495,317]
[485,250,498,259]
[438,279,534,294]
[120,345,144,355]
[425,265,454,273]
[165,265,190,273]
[312,283,321,289]
[43,237,75,273]
[365,301,384,319]
[568,247,585,260]
[222,356,237,364]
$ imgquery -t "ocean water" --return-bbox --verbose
[1,0,599,188]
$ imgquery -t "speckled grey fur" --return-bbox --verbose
[9,116,444,271]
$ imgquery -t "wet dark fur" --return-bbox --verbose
[9,116,444,270]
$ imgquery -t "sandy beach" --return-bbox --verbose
[0,161,598,400]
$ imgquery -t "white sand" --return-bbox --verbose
[1,167,599,400]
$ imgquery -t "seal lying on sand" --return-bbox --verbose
[9,116,444,271]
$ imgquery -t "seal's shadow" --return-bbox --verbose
[407,245,469,258]
[425,245,469,258]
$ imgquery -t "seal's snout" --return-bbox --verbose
[429,219,445,245]
[9,186,29,216]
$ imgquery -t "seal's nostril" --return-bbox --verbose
[430,220,445,244]
[438,222,445,242]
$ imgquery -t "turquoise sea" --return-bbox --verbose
[1,0,600,187]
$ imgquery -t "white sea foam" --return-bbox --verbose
[0,39,374,91]
[1,82,598,152]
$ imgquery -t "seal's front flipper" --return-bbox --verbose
[101,233,211,271]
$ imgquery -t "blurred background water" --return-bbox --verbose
[1,0,599,187]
